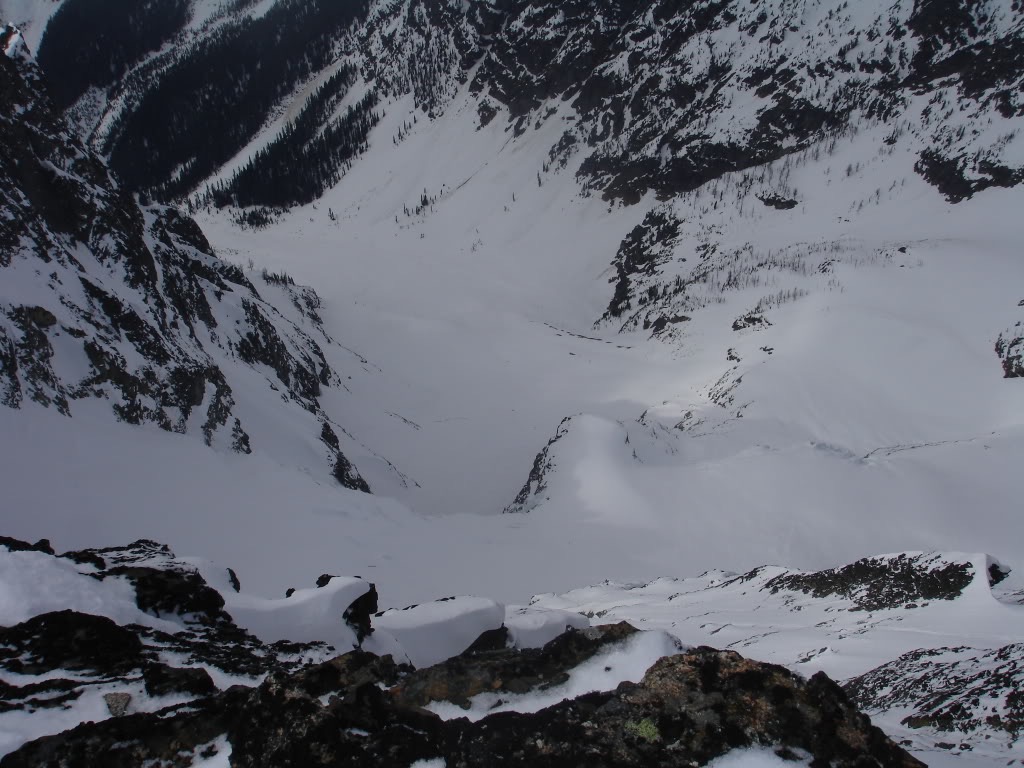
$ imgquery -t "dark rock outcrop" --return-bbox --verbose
[0,536,391,753]
[996,316,1023,378]
[0,27,368,490]
[847,643,1024,752]
[104,566,232,627]
[0,536,54,555]
[765,553,975,611]
[393,622,641,709]
[0,611,144,676]
[142,663,217,698]
[604,209,682,322]
[1,625,921,768]
[503,415,573,513]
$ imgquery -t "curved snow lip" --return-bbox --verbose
[0,548,181,633]
[504,605,591,649]
[373,596,505,669]
[191,558,370,649]
[424,630,682,722]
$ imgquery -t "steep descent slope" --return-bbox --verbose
[2,8,1024,765]
[185,28,1024,583]
[3,0,1023,579]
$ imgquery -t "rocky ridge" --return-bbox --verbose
[0,535,925,767]
[526,551,1024,763]
[0,25,369,489]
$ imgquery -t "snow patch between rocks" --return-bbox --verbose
[0,549,179,632]
[425,630,681,721]
[709,748,812,768]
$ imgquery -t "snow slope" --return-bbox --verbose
[2,0,1024,764]
[190,71,1024,578]
[2,5,1023,600]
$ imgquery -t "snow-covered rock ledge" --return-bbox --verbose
[0,536,926,767]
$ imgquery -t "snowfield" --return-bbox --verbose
[3,73,1022,762]
[1,28,1022,623]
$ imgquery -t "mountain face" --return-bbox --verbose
[14,0,1024,363]
[0,24,368,489]
[14,0,1024,214]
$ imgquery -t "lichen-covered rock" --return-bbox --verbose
[392,622,640,709]
[438,648,922,768]
[1,626,921,768]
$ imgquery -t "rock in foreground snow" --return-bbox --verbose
[2,626,920,768]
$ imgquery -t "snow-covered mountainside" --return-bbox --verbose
[2,0,1024,765]
[6,0,1022,209]
[0,24,378,490]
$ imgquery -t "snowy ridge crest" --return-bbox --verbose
[0,535,925,768]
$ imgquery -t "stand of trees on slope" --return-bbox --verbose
[103,0,370,201]
[206,68,381,209]
[37,0,191,110]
